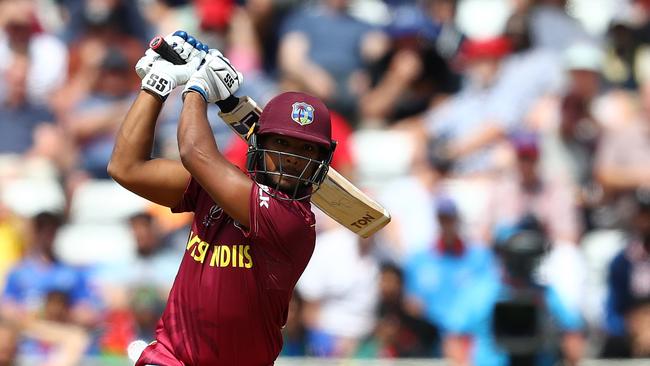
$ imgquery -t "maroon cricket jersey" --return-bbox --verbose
[135,178,316,366]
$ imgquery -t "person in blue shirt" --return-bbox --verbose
[404,196,502,365]
[0,212,99,330]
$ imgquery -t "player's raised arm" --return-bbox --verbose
[177,51,253,226]
[108,33,207,208]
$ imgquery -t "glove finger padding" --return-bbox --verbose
[183,50,243,103]
[135,49,160,80]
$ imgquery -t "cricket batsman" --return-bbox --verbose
[107,31,336,365]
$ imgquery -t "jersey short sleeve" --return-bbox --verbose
[172,177,202,213]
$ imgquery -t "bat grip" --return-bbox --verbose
[149,36,240,113]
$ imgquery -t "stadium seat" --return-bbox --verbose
[54,222,136,265]
[69,179,148,224]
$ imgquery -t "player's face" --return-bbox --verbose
[261,134,323,191]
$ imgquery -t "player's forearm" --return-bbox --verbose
[107,91,163,178]
[178,93,222,170]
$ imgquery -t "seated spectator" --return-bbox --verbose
[278,0,381,121]
[0,212,100,328]
[359,4,459,126]
[94,212,179,298]
[442,11,564,167]
[404,197,501,365]
[538,42,604,230]
[481,132,581,245]
[0,53,55,155]
[93,212,178,354]
[602,189,650,358]
[62,50,136,178]
[356,263,438,358]
[0,212,97,365]
[594,80,650,226]
[0,0,68,107]
[424,36,512,176]
[297,228,380,357]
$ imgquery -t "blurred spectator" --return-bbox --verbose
[602,189,650,358]
[404,197,501,366]
[58,0,151,45]
[424,36,511,176]
[0,320,18,366]
[0,0,68,106]
[488,216,586,366]
[0,211,96,365]
[480,132,588,313]
[278,0,381,121]
[52,3,144,116]
[297,228,380,357]
[0,212,99,327]
[93,212,177,354]
[377,135,452,262]
[595,82,650,193]
[0,52,55,155]
[356,263,438,358]
[482,132,581,245]
[440,11,564,167]
[95,212,178,297]
[61,49,135,179]
[528,0,592,52]
[359,4,459,126]
[540,42,604,230]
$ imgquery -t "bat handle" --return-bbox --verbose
[148,35,240,113]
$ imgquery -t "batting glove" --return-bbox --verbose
[183,49,243,103]
[139,31,209,100]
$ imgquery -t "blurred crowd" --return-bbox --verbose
[0,0,650,365]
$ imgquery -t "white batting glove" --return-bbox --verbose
[183,50,243,103]
[139,31,208,100]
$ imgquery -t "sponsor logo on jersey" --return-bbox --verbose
[259,187,270,208]
[202,204,223,227]
[291,102,315,126]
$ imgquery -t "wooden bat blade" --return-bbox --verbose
[311,169,391,238]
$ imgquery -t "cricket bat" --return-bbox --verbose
[150,36,391,238]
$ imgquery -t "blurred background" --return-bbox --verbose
[0,0,649,365]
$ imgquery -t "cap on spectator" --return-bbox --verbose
[435,196,458,217]
[196,0,234,31]
[459,37,511,61]
[511,132,539,160]
[564,42,603,72]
